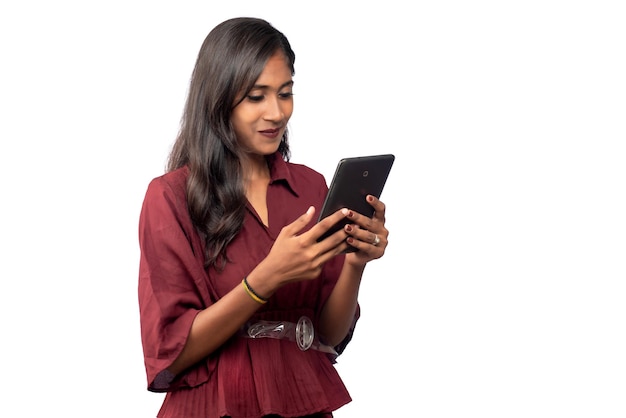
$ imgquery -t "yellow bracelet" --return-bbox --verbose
[242,277,268,304]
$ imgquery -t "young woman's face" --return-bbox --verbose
[232,51,294,156]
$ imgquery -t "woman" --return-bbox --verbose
[138,17,389,418]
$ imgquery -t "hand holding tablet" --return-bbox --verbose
[316,154,395,250]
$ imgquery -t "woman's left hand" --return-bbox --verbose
[343,195,389,265]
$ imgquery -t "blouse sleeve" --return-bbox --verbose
[137,175,214,392]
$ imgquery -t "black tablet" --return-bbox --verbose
[316,154,395,246]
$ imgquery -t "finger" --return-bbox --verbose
[367,195,386,220]
[345,222,386,246]
[310,208,349,238]
[345,233,384,255]
[280,206,316,237]
[317,226,352,254]
[341,207,379,234]
[350,226,387,253]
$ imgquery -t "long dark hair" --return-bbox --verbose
[167,17,295,270]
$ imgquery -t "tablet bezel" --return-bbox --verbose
[316,153,395,245]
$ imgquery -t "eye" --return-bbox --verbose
[279,91,294,99]
[247,94,264,102]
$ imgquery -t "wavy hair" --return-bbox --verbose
[167,17,295,270]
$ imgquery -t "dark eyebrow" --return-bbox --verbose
[251,80,294,90]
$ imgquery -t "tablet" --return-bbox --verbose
[316,154,395,246]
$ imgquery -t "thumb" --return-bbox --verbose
[298,206,316,226]
[283,206,316,236]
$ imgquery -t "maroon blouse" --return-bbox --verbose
[138,153,359,418]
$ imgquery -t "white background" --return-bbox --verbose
[1,1,625,417]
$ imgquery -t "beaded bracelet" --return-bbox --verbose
[242,277,268,304]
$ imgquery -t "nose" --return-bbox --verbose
[263,96,285,122]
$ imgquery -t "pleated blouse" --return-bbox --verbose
[138,153,359,418]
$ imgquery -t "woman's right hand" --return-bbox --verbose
[246,206,351,296]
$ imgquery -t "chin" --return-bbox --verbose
[260,144,282,155]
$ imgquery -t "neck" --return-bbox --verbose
[242,155,270,182]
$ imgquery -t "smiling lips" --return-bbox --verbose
[259,128,281,139]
